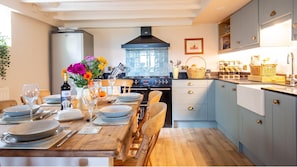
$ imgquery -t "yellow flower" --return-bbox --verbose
[98,56,108,66]
[98,64,105,70]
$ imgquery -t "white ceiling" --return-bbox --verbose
[3,0,251,28]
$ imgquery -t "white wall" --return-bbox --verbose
[0,13,53,103]
[84,24,219,73]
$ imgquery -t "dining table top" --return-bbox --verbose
[0,95,143,159]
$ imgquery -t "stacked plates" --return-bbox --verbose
[44,94,61,104]
[3,105,40,117]
[96,105,132,122]
[118,92,141,102]
[1,120,60,143]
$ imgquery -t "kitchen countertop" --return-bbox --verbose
[174,76,297,96]
[218,78,297,96]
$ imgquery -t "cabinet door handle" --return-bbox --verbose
[188,90,194,94]
[273,99,280,105]
[187,106,194,111]
[252,36,257,41]
[187,82,193,86]
[256,120,263,124]
[221,85,225,88]
[232,88,236,91]
[293,23,297,29]
[270,10,277,17]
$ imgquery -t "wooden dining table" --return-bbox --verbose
[0,95,143,166]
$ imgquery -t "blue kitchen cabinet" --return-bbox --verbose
[215,80,239,147]
[231,0,259,50]
[259,0,292,25]
[265,90,296,165]
[238,106,269,165]
[172,80,216,128]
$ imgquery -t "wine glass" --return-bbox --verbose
[22,84,40,121]
[108,75,116,96]
[82,85,98,128]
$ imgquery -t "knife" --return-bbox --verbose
[56,130,78,147]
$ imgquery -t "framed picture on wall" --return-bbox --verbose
[184,38,204,54]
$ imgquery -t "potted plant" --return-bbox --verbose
[0,35,10,80]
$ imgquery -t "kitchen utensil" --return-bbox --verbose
[56,130,77,147]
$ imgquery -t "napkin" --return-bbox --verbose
[55,109,84,121]
[78,126,101,134]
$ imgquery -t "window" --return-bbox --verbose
[0,5,11,46]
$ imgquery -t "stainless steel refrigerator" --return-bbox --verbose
[50,30,94,94]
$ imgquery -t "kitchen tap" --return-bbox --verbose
[287,52,296,87]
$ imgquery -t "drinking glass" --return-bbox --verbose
[82,85,98,128]
[22,84,40,121]
[108,75,116,96]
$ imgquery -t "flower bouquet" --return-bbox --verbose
[63,56,108,88]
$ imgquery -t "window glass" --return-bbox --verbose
[0,5,11,46]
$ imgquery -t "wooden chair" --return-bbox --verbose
[137,90,163,134]
[131,91,163,151]
[0,100,17,112]
[114,102,167,166]
[20,89,51,105]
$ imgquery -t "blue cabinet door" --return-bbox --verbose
[239,106,269,165]
[215,80,239,146]
[265,90,296,165]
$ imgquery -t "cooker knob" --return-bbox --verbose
[134,79,139,85]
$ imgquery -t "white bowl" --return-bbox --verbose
[44,94,61,104]
[3,105,40,117]
[97,105,132,118]
[7,120,60,142]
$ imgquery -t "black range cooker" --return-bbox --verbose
[122,76,172,128]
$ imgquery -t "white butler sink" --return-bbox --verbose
[237,84,274,116]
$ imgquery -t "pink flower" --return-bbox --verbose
[67,63,86,75]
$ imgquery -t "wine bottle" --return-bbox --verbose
[61,73,71,110]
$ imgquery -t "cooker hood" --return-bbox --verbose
[121,27,170,48]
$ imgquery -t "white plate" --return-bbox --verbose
[96,105,132,118]
[7,120,60,142]
[3,105,40,117]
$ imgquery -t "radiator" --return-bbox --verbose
[0,87,10,100]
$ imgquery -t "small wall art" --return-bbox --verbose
[184,38,204,54]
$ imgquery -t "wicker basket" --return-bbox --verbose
[185,56,206,79]
[250,64,277,76]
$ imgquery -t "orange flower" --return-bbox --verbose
[83,71,92,80]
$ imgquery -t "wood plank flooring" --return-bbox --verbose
[149,128,254,166]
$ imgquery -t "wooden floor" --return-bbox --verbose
[149,128,254,166]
